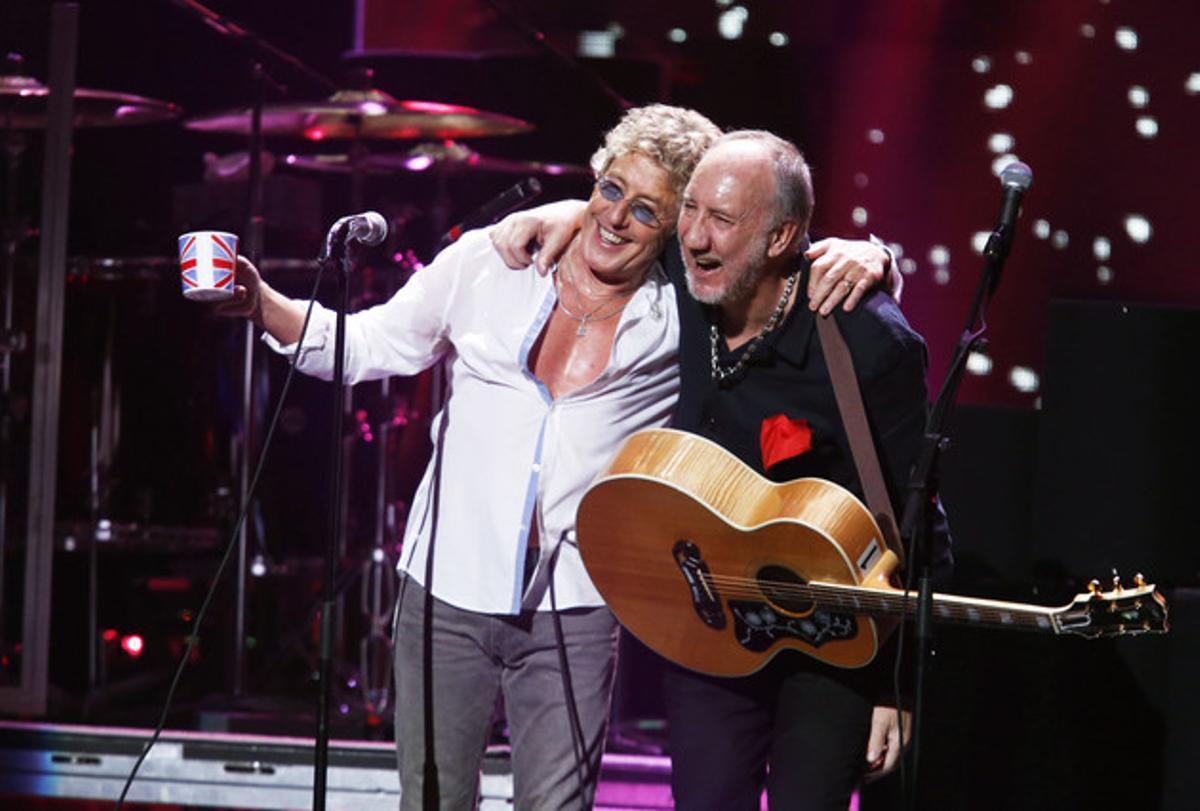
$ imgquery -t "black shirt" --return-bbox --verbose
[664,238,952,570]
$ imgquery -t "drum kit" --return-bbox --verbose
[3,52,587,718]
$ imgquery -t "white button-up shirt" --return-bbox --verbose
[266,229,680,613]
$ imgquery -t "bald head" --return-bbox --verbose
[700,130,814,240]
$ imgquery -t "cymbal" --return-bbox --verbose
[283,141,591,178]
[0,75,182,129]
[185,88,532,141]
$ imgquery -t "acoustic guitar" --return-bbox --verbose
[575,428,1169,676]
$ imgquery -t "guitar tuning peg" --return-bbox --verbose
[1088,579,1102,595]
[1134,573,1147,587]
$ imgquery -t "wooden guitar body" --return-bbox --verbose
[577,428,897,675]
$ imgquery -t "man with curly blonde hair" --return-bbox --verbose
[223,104,720,809]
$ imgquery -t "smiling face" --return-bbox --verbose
[576,151,679,285]
[676,141,786,307]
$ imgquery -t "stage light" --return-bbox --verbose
[1009,367,1039,393]
[1033,219,1051,239]
[250,554,267,578]
[984,84,1014,110]
[1052,230,1070,250]
[1128,86,1149,107]
[900,258,917,276]
[988,132,1015,153]
[1015,51,1032,65]
[718,7,748,41]
[966,352,993,375]
[1097,265,1114,284]
[1124,214,1152,243]
[972,56,991,74]
[928,245,950,266]
[854,172,868,189]
[667,28,687,43]
[769,32,789,47]
[1093,237,1112,261]
[372,547,386,563]
[852,207,868,227]
[102,628,118,642]
[121,635,144,658]
[578,29,618,58]
[1114,27,1138,51]
[972,231,990,254]
[1187,73,1200,95]
[1135,116,1158,138]
[1080,24,1096,39]
[933,267,951,286]
[866,128,885,144]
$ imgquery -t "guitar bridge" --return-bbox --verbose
[672,540,726,630]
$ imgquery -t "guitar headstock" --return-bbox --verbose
[1054,574,1170,638]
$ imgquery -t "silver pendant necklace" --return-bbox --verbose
[710,270,799,382]
[554,261,632,337]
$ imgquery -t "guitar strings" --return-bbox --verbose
[673,572,1055,628]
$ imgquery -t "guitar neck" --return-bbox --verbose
[809,582,1065,633]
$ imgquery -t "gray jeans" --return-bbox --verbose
[392,576,619,810]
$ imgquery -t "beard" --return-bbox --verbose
[682,231,772,307]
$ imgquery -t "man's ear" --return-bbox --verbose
[767,219,802,259]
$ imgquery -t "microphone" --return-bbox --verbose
[320,211,388,261]
[435,177,543,253]
[985,161,1033,261]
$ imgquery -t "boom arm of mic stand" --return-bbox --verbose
[167,0,339,94]
[479,0,631,112]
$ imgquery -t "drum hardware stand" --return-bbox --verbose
[167,0,339,703]
[83,299,119,708]
[356,250,409,720]
[322,77,406,721]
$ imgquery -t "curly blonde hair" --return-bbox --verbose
[589,104,722,196]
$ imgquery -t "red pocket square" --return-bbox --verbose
[760,414,813,471]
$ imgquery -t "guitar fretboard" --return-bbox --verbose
[806,582,1059,632]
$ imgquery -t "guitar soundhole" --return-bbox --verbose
[756,565,813,615]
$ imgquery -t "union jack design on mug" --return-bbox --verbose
[177,230,238,301]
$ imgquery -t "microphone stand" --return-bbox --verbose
[313,228,355,811]
[900,218,1017,810]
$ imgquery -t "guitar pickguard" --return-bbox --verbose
[672,540,727,630]
[728,600,858,651]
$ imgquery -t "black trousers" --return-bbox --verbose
[665,654,875,811]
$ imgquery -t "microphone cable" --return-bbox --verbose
[115,260,330,808]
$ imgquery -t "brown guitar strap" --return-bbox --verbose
[814,314,905,564]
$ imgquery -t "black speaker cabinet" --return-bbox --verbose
[1032,300,1200,588]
